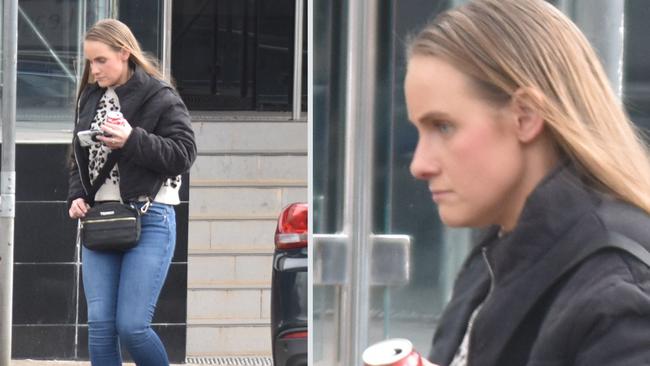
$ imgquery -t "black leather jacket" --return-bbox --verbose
[67,65,196,207]
[429,165,650,366]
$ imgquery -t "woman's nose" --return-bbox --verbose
[410,139,439,180]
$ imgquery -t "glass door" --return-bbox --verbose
[313,1,471,365]
[11,0,109,127]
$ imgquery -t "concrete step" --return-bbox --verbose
[189,214,278,220]
[188,280,271,290]
[190,179,306,188]
[187,286,271,321]
[187,322,272,357]
[192,121,307,155]
[189,248,274,256]
[190,154,307,182]
[188,318,270,326]
[189,217,277,252]
[185,111,298,358]
[188,252,273,284]
[189,186,307,217]
[190,110,303,123]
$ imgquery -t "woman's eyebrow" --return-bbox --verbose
[417,111,452,123]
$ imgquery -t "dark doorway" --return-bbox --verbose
[171,0,307,111]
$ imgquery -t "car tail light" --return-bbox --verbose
[281,330,308,340]
[275,202,308,249]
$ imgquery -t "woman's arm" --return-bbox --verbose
[66,146,87,209]
[573,280,650,366]
[120,91,197,176]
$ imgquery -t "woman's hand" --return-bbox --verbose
[69,197,90,219]
[98,116,133,150]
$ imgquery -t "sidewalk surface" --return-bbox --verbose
[13,362,140,366]
[12,356,274,365]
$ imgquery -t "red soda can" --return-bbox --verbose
[363,338,424,366]
[106,111,124,125]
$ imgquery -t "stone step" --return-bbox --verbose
[187,287,271,321]
[188,252,273,284]
[190,179,307,188]
[190,111,303,123]
[189,248,274,256]
[186,322,271,357]
[190,154,307,183]
[188,217,278,252]
[188,280,271,290]
[192,121,307,154]
[188,318,270,326]
[189,186,307,217]
[189,214,279,220]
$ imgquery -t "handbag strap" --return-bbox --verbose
[607,231,650,267]
[87,151,122,204]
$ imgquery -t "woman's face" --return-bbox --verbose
[405,56,527,229]
[84,40,130,88]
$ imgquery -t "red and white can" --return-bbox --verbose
[363,338,424,366]
[106,111,124,125]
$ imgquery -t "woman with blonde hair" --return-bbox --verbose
[68,18,196,365]
[404,0,650,365]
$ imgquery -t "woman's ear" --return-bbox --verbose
[119,48,131,62]
[511,87,546,144]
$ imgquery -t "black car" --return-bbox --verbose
[271,202,308,366]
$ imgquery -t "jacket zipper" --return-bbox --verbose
[466,247,496,365]
[80,217,136,228]
[482,246,496,295]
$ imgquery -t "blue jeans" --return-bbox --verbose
[82,202,176,366]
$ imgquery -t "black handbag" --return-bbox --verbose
[78,152,147,251]
[80,201,141,251]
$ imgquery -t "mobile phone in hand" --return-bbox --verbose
[77,130,104,147]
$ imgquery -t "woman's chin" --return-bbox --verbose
[438,210,474,228]
[96,79,111,88]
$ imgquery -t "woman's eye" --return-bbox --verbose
[435,121,454,134]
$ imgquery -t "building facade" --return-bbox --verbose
[6,0,306,361]
[313,0,649,365]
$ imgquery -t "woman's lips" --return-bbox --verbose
[431,190,452,203]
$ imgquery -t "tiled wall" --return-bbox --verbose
[9,144,188,362]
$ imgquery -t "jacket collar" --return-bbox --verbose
[469,163,606,366]
[485,162,600,285]
[80,63,168,129]
[113,64,167,127]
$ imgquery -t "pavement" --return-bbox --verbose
[12,362,140,366]
[12,356,274,365]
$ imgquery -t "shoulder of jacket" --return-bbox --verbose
[144,79,182,103]
[551,249,650,336]
[594,199,650,238]
[79,84,102,104]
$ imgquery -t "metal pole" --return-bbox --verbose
[161,0,173,82]
[342,0,378,364]
[291,0,304,120]
[76,0,87,92]
[0,0,18,362]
